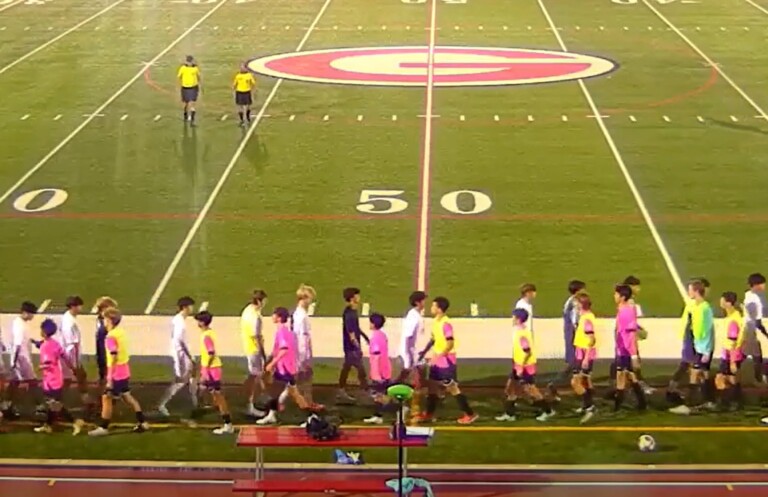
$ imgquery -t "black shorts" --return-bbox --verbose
[693,352,712,371]
[235,91,252,106]
[429,364,457,385]
[371,380,390,395]
[204,379,222,392]
[106,378,130,398]
[343,350,365,369]
[615,356,633,372]
[43,388,63,402]
[719,359,743,376]
[181,86,199,103]
[572,360,594,375]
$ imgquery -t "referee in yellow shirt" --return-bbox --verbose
[177,55,201,126]
[233,63,257,127]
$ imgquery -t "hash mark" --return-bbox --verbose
[478,25,484,30]
[220,114,228,121]
[333,25,339,30]
[323,114,330,121]
[697,116,705,123]
[527,26,532,30]
[503,26,508,30]
[120,114,128,121]
[154,114,162,121]
[260,26,266,30]
[357,26,362,30]
[24,26,30,31]
[454,25,460,30]
[587,114,609,119]
[48,26,53,30]
[357,115,363,122]
[118,26,124,30]
[21,114,29,120]
[284,25,290,30]
[696,26,701,31]
[720,27,726,31]
[575,26,581,30]
[0,27,5,31]
[662,115,671,122]
[493,115,500,122]
[406,25,411,31]
[647,26,653,30]
[629,115,637,122]
[142,26,147,30]
[166,26,171,30]
[391,115,397,121]
[527,115,534,122]
[213,26,219,30]
[381,25,387,30]
[289,115,296,121]
[238,26,243,30]
[623,26,629,30]
[756,116,768,120]
[459,115,466,121]
[730,115,739,122]
[53,114,62,121]
[561,115,568,122]
[599,26,605,31]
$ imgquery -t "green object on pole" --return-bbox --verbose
[387,384,414,401]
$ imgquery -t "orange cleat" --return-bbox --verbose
[457,414,479,425]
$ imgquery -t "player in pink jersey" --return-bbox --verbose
[194,311,234,435]
[34,319,85,435]
[613,285,647,412]
[363,313,391,424]
[715,292,745,410]
[571,293,597,424]
[258,307,315,425]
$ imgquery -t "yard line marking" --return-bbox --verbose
[587,114,610,119]
[743,0,768,15]
[20,114,29,121]
[0,0,127,77]
[120,114,128,121]
[0,0,26,13]
[756,115,767,119]
[730,115,739,122]
[82,113,105,118]
[198,301,209,312]
[415,0,438,293]
[537,0,686,300]
[641,0,768,121]
[53,114,63,121]
[0,0,230,209]
[144,0,334,314]
[38,299,51,313]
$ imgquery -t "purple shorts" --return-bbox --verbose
[615,355,633,372]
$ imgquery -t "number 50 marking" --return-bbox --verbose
[356,189,492,215]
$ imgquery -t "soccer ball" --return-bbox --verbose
[637,434,657,452]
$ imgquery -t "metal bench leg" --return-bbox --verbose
[255,446,264,497]
[403,447,408,477]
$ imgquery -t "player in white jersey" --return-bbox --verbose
[241,290,267,417]
[0,318,7,414]
[514,284,537,333]
[157,296,198,417]
[7,302,40,414]
[60,296,94,410]
[290,284,321,411]
[398,291,426,382]
[744,273,768,383]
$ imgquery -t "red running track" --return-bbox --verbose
[1,465,768,497]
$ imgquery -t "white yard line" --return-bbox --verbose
[0,0,127,76]
[415,0,438,292]
[536,0,686,300]
[742,0,768,16]
[641,0,768,120]
[0,0,229,207]
[143,0,334,315]
[0,0,25,13]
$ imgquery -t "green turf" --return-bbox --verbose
[2,0,768,318]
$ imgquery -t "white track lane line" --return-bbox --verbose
[0,0,127,76]
[0,0,230,207]
[641,0,768,120]
[743,0,768,15]
[143,0,334,314]
[415,0,438,292]
[0,0,25,13]
[536,0,686,300]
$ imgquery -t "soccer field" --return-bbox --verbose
[1,0,768,318]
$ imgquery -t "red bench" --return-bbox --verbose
[234,427,431,496]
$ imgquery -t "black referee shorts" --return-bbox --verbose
[181,86,199,103]
[235,91,252,106]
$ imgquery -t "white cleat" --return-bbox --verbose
[256,411,277,425]
[494,413,516,422]
[34,424,52,434]
[536,410,555,422]
[88,426,110,437]
[247,405,265,418]
[363,416,383,425]
[580,407,596,425]
[213,424,235,435]
[669,404,691,415]
[157,405,170,417]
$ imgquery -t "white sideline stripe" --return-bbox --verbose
[0,476,766,488]
[143,0,334,315]
[0,0,230,208]
[0,0,126,76]
[536,0,686,301]
[641,0,768,121]
[0,0,25,13]
[744,0,768,15]
[416,0,438,292]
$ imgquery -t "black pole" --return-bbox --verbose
[397,398,404,497]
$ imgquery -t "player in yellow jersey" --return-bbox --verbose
[88,308,148,436]
[195,311,234,435]
[241,289,267,418]
[233,63,257,127]
[177,55,201,126]
[715,292,745,410]
[414,297,477,425]
[571,293,597,424]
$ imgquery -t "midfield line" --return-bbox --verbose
[0,0,25,14]
[415,0,438,292]
[742,0,768,16]
[0,0,229,206]
[0,0,127,76]
[641,0,768,121]
[535,0,686,300]
[143,0,334,314]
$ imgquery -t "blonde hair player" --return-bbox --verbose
[241,290,268,418]
[715,292,745,410]
[287,284,322,415]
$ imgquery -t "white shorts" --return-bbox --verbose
[173,354,193,379]
[743,328,763,358]
[246,354,264,376]
[11,355,36,382]
[62,349,81,380]
[399,351,415,370]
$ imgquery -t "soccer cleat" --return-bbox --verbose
[579,406,596,425]
[457,414,478,425]
[72,419,85,436]
[536,410,555,422]
[761,416,768,425]
[494,413,516,422]
[213,424,235,435]
[132,422,149,433]
[88,426,109,437]
[574,407,584,414]
[336,390,356,404]
[34,424,53,434]
[668,404,691,415]
[256,411,277,425]
[299,421,308,428]
[413,413,434,424]
[363,416,383,425]
[157,405,170,417]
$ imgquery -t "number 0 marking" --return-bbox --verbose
[440,190,492,215]
[13,188,68,213]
